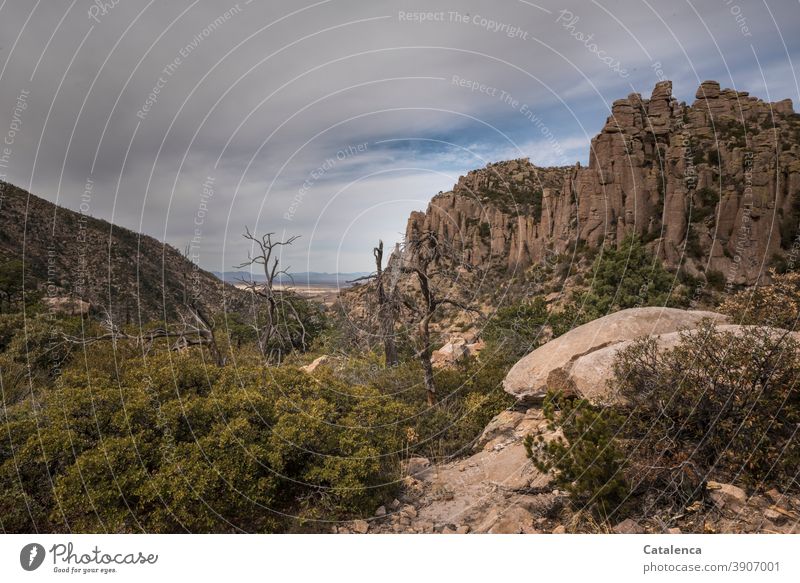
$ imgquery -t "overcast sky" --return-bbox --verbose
[1,0,799,273]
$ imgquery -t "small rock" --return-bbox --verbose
[402,505,418,518]
[765,505,798,524]
[707,481,747,511]
[390,499,401,510]
[456,525,470,534]
[765,489,784,505]
[686,500,704,513]
[401,457,430,477]
[667,528,681,534]
[352,520,369,534]
[375,505,386,517]
[764,507,784,524]
[613,518,645,534]
[442,526,457,534]
[552,525,566,534]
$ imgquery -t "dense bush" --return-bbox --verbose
[0,260,24,312]
[0,305,516,533]
[0,353,411,533]
[525,391,629,520]
[577,235,682,318]
[524,316,799,525]
[614,320,800,508]
[483,296,585,362]
[719,269,799,330]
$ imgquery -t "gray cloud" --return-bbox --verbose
[1,0,798,271]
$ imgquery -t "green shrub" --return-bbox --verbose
[483,297,549,361]
[577,235,681,318]
[525,391,629,519]
[0,352,410,532]
[718,269,800,329]
[531,190,543,222]
[613,320,800,500]
[705,269,726,290]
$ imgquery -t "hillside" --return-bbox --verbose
[404,80,800,286]
[0,181,244,321]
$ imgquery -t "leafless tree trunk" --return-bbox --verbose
[374,241,399,367]
[236,227,304,364]
[350,240,401,367]
[401,230,479,406]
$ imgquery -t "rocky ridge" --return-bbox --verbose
[404,81,800,285]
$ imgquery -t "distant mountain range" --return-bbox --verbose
[214,271,370,287]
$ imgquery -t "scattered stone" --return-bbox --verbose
[552,525,566,534]
[390,499,401,510]
[375,505,386,517]
[613,518,645,534]
[486,506,537,534]
[401,457,430,477]
[765,489,784,505]
[667,528,682,534]
[456,525,470,534]
[707,481,747,512]
[686,500,704,513]
[763,507,786,525]
[351,520,369,534]
[402,505,417,519]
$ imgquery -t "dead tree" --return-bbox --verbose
[400,230,480,406]
[351,240,400,367]
[62,302,225,366]
[236,227,306,364]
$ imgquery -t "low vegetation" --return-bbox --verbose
[528,315,799,523]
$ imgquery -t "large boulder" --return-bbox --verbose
[502,307,727,403]
[567,324,800,404]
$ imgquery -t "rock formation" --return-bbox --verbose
[404,81,800,285]
[502,306,727,403]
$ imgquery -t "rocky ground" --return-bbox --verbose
[336,405,800,534]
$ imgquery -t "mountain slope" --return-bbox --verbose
[0,181,244,321]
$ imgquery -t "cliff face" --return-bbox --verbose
[405,81,800,284]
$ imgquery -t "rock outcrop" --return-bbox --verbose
[502,307,727,403]
[404,81,800,284]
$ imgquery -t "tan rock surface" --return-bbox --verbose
[503,307,726,402]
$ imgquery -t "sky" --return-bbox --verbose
[0,0,799,273]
